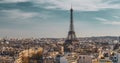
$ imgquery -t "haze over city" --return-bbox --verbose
[0,0,120,38]
[1,0,120,63]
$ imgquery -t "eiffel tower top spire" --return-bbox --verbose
[70,5,74,31]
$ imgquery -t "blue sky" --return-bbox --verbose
[0,0,120,38]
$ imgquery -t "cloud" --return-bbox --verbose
[1,0,119,11]
[102,21,120,25]
[0,9,38,23]
[113,16,120,18]
[96,17,107,21]
[32,0,120,11]
[96,17,120,25]
[0,0,29,3]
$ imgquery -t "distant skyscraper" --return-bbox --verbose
[64,7,79,52]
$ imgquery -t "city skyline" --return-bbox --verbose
[0,0,120,38]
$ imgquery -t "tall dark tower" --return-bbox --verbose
[65,7,78,43]
[64,7,79,52]
[67,7,77,41]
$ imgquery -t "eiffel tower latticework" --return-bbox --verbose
[64,7,79,52]
[65,7,78,43]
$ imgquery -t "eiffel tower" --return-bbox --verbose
[64,7,79,52]
[65,7,78,43]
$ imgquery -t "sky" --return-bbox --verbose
[0,0,120,38]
